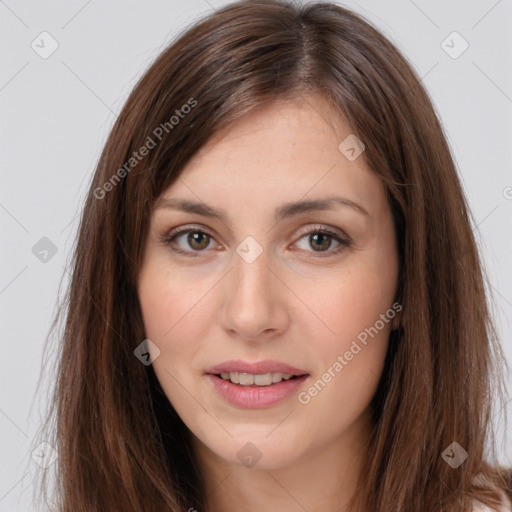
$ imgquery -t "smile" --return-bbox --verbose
[218,371,296,386]
[207,373,309,408]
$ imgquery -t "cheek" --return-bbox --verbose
[137,269,210,413]
[307,333,388,422]
[296,280,391,434]
[292,262,397,349]
[138,257,211,339]
[303,282,391,398]
[290,253,396,408]
[137,264,211,368]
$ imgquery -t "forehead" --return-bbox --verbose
[157,95,384,219]
[193,95,350,162]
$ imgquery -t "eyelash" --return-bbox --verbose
[159,224,352,258]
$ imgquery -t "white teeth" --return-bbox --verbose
[254,373,272,386]
[271,372,283,383]
[238,373,254,385]
[218,372,297,386]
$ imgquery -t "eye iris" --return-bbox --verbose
[188,231,209,250]
[310,232,331,251]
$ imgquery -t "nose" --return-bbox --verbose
[219,246,290,342]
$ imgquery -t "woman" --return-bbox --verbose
[36,0,512,510]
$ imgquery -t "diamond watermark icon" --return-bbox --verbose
[237,442,263,467]
[338,134,365,161]
[236,236,263,264]
[134,339,161,366]
[441,441,468,468]
[32,237,58,263]
[31,442,58,469]
[441,31,469,59]
[31,31,59,59]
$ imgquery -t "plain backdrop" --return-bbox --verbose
[1,0,511,510]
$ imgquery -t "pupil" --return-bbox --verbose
[311,233,330,251]
[189,232,209,250]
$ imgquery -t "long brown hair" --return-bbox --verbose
[34,0,511,510]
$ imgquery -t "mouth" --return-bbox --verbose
[206,372,309,408]
[205,360,309,407]
[214,371,303,387]
[205,359,309,380]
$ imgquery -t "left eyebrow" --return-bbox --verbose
[154,195,370,223]
[274,196,369,222]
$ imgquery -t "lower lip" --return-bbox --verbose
[207,374,309,409]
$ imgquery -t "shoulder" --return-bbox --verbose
[472,492,512,512]
[471,469,512,512]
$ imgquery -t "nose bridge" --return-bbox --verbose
[231,240,273,305]
[220,238,286,338]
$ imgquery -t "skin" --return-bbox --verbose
[137,94,400,512]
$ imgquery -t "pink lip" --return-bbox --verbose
[205,359,308,376]
[205,359,310,409]
[207,374,309,408]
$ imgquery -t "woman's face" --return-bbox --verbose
[137,95,399,471]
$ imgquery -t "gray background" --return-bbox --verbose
[1,0,511,510]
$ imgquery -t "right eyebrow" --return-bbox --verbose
[154,196,370,223]
[154,198,227,221]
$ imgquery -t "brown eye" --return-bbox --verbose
[294,226,351,257]
[161,228,217,256]
[186,231,210,250]
[309,232,333,252]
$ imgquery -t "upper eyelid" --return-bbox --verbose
[163,224,216,241]
[164,223,348,239]
[163,223,350,250]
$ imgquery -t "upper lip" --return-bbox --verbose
[206,359,309,376]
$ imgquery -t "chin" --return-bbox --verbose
[216,436,303,470]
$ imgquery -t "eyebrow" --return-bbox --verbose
[154,195,369,223]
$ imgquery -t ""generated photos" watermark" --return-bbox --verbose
[298,302,402,405]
